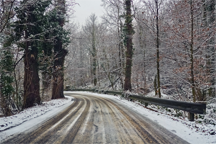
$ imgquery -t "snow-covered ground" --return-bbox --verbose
[0,92,216,144]
[0,96,73,142]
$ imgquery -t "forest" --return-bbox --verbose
[67,0,216,101]
[0,0,216,117]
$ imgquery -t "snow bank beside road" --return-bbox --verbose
[0,96,73,142]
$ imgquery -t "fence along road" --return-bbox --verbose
[2,92,189,144]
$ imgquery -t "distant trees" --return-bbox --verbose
[1,0,214,115]
[61,0,216,104]
[161,0,216,101]
[0,0,16,33]
[102,0,125,89]
[57,0,216,104]
[67,0,134,91]
[83,14,98,86]
[133,0,164,96]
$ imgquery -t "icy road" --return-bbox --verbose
[2,92,188,144]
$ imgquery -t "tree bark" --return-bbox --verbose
[92,23,97,86]
[155,0,161,98]
[190,0,196,102]
[52,38,67,99]
[117,5,124,89]
[23,41,41,108]
[207,0,215,97]
[52,0,67,99]
[22,2,41,108]
[124,0,133,91]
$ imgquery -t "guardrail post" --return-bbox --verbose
[188,113,194,121]
[145,103,148,107]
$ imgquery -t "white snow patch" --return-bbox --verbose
[145,90,170,99]
[145,91,156,97]
[0,96,73,142]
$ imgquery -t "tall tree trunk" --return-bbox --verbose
[23,3,41,108]
[121,23,125,89]
[23,41,40,108]
[204,0,212,98]
[117,5,124,89]
[143,48,147,93]
[138,24,147,93]
[155,0,161,98]
[124,0,133,91]
[92,24,97,86]
[79,39,84,86]
[52,0,67,99]
[190,0,196,102]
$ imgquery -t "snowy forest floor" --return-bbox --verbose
[0,92,216,144]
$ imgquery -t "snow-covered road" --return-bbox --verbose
[0,92,215,143]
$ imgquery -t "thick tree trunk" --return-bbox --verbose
[124,0,133,91]
[52,0,67,99]
[23,42,40,108]
[52,38,67,99]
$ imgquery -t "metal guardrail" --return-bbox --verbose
[104,90,123,95]
[68,89,206,121]
[128,94,206,121]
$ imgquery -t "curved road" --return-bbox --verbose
[2,93,188,144]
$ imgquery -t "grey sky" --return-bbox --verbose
[73,0,104,26]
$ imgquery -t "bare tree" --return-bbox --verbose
[0,0,16,33]
[83,14,98,86]
[102,0,125,89]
